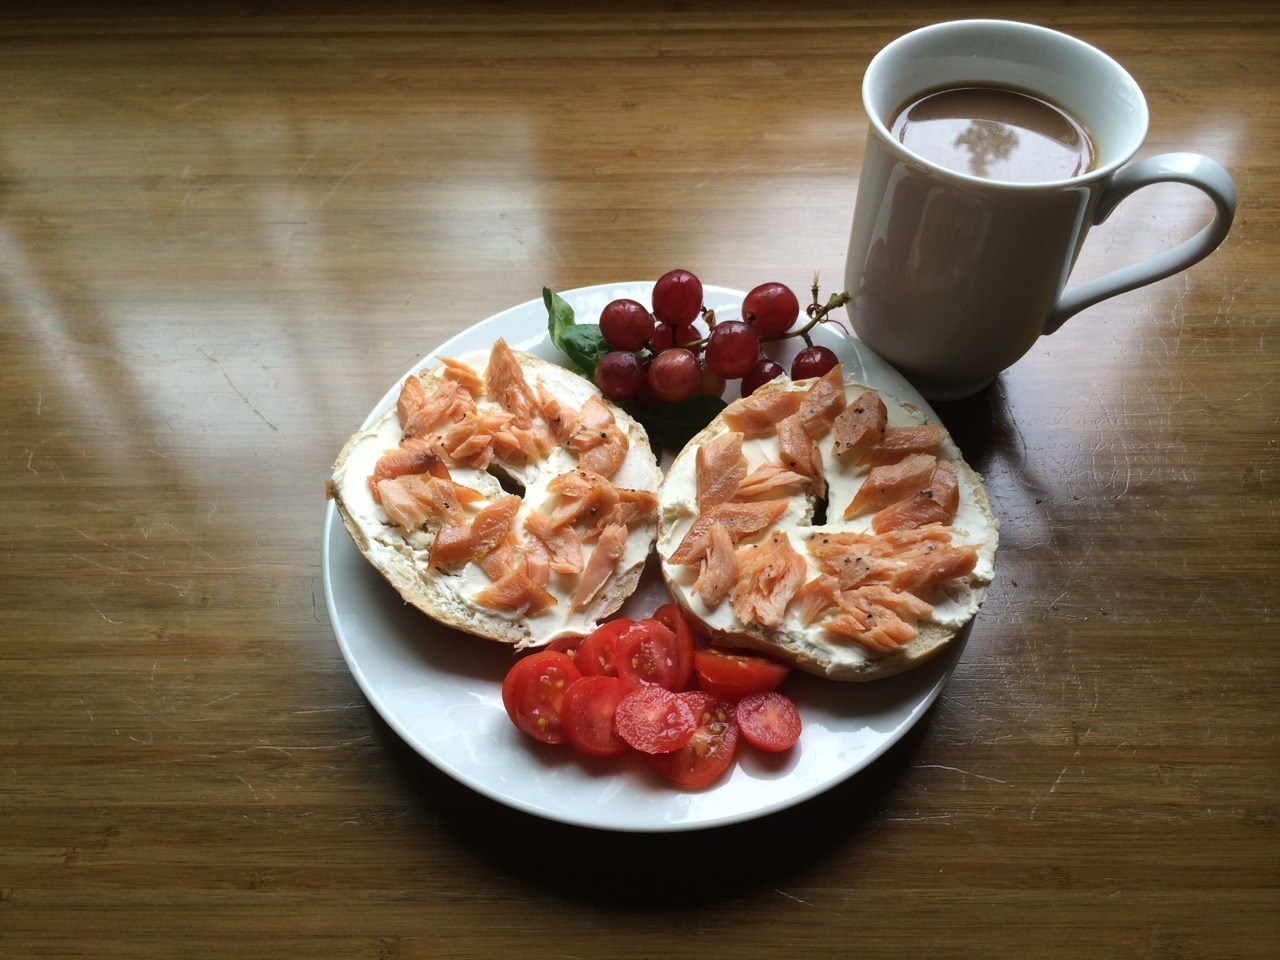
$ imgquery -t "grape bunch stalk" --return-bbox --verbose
[593,268,852,406]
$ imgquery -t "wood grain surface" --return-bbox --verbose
[2,3,1276,958]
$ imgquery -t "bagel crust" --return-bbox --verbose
[329,344,662,649]
[657,372,998,681]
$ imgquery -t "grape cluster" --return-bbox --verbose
[593,268,841,405]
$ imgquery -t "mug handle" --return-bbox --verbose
[1044,153,1236,334]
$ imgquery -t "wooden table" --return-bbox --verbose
[3,3,1276,957]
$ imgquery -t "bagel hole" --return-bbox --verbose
[487,464,526,498]
[811,486,829,527]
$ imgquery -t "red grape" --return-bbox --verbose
[791,345,838,380]
[742,282,800,338]
[599,298,653,352]
[632,363,659,406]
[652,269,703,325]
[698,365,726,397]
[704,320,760,379]
[650,321,700,353]
[647,348,702,403]
[593,350,646,401]
[741,358,785,396]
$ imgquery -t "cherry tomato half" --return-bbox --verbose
[575,619,636,677]
[615,618,688,691]
[613,685,696,755]
[651,604,697,691]
[560,675,631,758]
[735,690,802,752]
[646,691,740,789]
[546,635,583,660]
[501,651,582,745]
[693,647,793,700]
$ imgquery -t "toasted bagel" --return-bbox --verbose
[329,341,662,649]
[656,367,998,680]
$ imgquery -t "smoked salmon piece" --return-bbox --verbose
[485,339,557,458]
[843,453,938,519]
[692,522,738,607]
[608,487,660,531]
[566,397,629,478]
[823,606,917,653]
[890,544,978,594]
[429,522,473,567]
[485,338,540,426]
[831,389,887,461]
[797,365,847,439]
[879,522,953,554]
[401,378,477,441]
[792,573,841,625]
[866,424,946,464]
[697,431,748,509]
[474,562,557,616]
[872,460,959,533]
[396,374,428,428]
[524,509,584,575]
[731,531,807,629]
[734,461,809,502]
[535,383,581,447]
[806,530,900,588]
[776,413,823,490]
[722,389,804,437]
[436,356,485,396]
[842,584,934,622]
[477,537,520,581]
[823,583,929,652]
[468,494,522,559]
[577,427,628,479]
[438,417,498,471]
[570,521,628,612]
[547,469,622,533]
[668,498,790,566]
[378,474,477,529]
[522,533,552,587]
[368,438,452,502]
[423,494,519,570]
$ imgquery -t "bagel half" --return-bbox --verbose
[656,367,998,681]
[329,340,662,649]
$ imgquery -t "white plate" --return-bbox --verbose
[322,282,969,832]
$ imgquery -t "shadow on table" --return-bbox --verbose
[371,701,939,908]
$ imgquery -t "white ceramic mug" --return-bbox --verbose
[844,19,1237,400]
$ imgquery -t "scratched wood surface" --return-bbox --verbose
[2,2,1276,958]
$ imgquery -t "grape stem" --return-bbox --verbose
[761,287,851,345]
[665,283,851,354]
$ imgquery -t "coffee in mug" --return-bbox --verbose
[844,21,1236,401]
[890,85,1095,183]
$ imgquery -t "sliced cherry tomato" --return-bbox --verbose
[693,647,793,700]
[651,604,697,691]
[575,619,636,677]
[735,690,802,752]
[646,691,740,789]
[613,685,696,754]
[614,618,689,691]
[560,675,631,758]
[501,651,582,745]
[546,635,583,659]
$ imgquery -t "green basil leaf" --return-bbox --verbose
[625,392,727,454]
[544,286,609,377]
[544,287,577,355]
[559,324,609,379]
